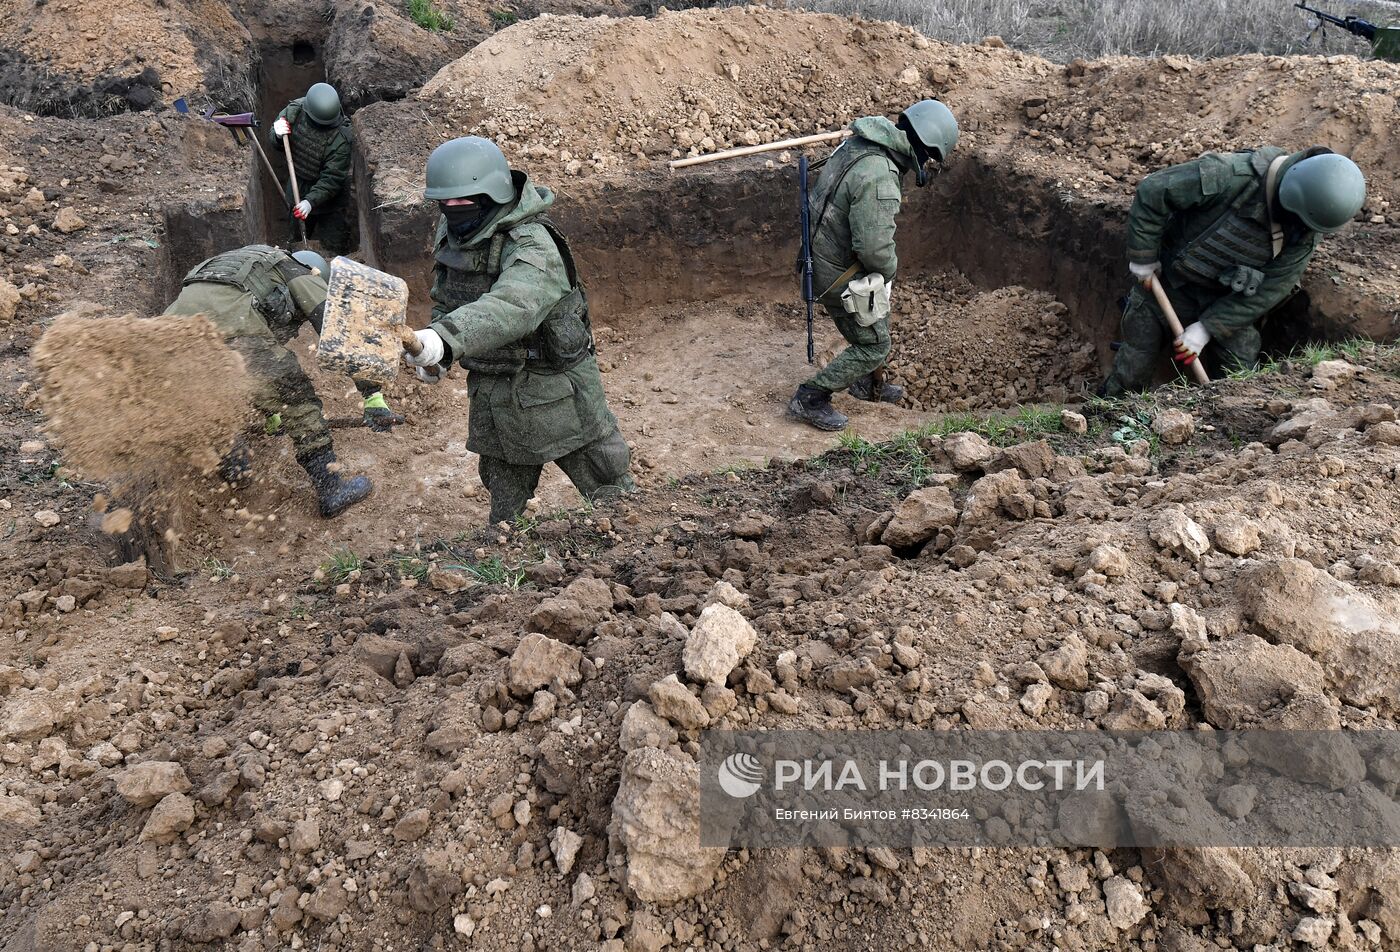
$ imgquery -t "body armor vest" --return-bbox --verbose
[1170,148,1287,298]
[287,101,350,205]
[183,245,304,323]
[435,216,593,376]
[809,138,890,240]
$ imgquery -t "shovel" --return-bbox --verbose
[317,256,421,388]
[1147,275,1210,385]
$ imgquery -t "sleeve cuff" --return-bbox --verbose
[1127,247,1161,265]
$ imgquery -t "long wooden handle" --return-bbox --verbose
[281,133,308,245]
[399,325,423,356]
[1149,276,1210,385]
[669,130,851,170]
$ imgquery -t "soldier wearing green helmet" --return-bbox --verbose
[789,99,959,431]
[404,136,634,525]
[269,83,354,255]
[1101,146,1366,395]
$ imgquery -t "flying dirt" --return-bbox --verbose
[1,2,1400,951]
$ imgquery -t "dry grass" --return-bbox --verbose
[682,0,1396,60]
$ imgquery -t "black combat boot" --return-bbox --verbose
[788,384,848,431]
[218,438,252,486]
[299,447,373,518]
[847,373,904,404]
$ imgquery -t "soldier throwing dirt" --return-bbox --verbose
[788,99,960,431]
[1100,147,1366,395]
[162,245,383,517]
[269,83,354,256]
[403,137,635,525]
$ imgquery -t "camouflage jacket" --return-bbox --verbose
[1126,147,1326,337]
[162,244,326,343]
[270,98,352,210]
[809,115,916,306]
[428,173,619,465]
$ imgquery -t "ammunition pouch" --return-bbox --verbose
[1219,264,1265,297]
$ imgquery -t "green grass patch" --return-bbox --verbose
[407,0,454,31]
[320,547,363,584]
[920,405,1064,446]
[488,8,517,28]
[391,554,430,583]
[442,555,528,589]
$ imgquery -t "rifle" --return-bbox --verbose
[1296,2,1379,40]
[799,155,815,365]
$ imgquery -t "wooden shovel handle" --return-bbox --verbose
[1148,276,1210,385]
[400,326,423,356]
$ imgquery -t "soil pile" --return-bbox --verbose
[418,6,1048,170]
[0,0,253,114]
[31,310,250,490]
[885,274,1098,410]
[1023,52,1400,204]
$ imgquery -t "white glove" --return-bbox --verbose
[1129,261,1161,284]
[405,328,445,368]
[1174,322,1211,365]
[273,117,291,138]
[293,200,312,220]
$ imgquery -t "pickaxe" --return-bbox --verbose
[173,98,292,223]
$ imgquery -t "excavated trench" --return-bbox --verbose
[154,133,1367,390]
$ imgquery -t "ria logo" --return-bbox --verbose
[717,752,764,799]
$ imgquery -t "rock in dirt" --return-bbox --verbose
[1211,515,1261,556]
[1060,409,1088,434]
[620,701,679,752]
[1151,409,1195,445]
[1149,507,1210,560]
[682,603,757,685]
[1311,359,1356,390]
[1037,636,1089,690]
[0,794,41,828]
[880,485,958,548]
[115,761,191,807]
[648,674,710,730]
[528,576,614,643]
[51,207,86,233]
[550,826,584,874]
[0,278,19,322]
[508,633,583,697]
[139,791,194,843]
[355,634,417,681]
[610,747,723,902]
[1103,875,1150,929]
[1179,633,1325,728]
[407,848,464,912]
[943,431,994,471]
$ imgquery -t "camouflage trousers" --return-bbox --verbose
[807,303,892,393]
[1102,284,1262,397]
[228,336,332,461]
[478,427,635,526]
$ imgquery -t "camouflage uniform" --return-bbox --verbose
[804,116,918,393]
[162,245,332,461]
[270,98,354,255]
[428,172,633,524]
[1103,146,1329,395]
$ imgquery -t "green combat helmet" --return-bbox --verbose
[304,83,343,125]
[291,249,329,276]
[900,99,959,162]
[1278,153,1366,233]
[424,136,516,203]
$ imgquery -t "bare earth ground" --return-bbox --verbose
[1,4,1400,952]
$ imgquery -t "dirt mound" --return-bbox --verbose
[418,6,1044,169]
[1025,52,1400,204]
[0,0,252,115]
[884,273,1098,410]
[31,310,250,489]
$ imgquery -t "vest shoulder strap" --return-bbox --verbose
[507,215,581,288]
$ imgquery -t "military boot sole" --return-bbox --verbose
[787,397,848,432]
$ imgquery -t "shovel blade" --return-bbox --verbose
[317,256,409,387]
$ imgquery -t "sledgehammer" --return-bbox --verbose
[1147,275,1210,385]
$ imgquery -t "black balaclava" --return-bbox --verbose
[896,114,938,188]
[441,196,497,240]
